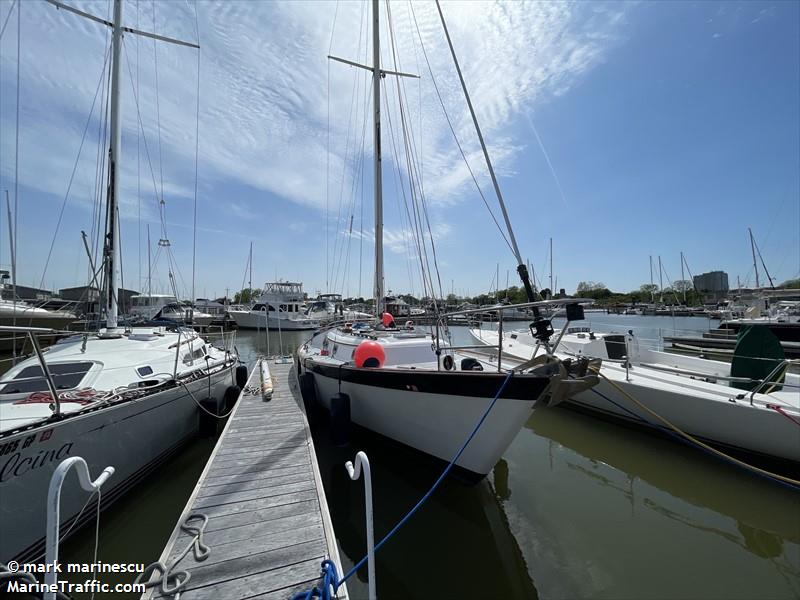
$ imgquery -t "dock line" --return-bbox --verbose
[587,367,800,491]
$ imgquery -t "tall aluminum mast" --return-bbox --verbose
[371,0,384,316]
[328,1,417,317]
[46,0,198,331]
[103,0,124,330]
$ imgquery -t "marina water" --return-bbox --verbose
[54,316,799,598]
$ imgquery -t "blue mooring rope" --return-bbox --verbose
[291,559,340,600]
[293,370,516,600]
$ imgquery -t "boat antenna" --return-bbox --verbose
[434,0,538,304]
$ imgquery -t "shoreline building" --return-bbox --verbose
[693,271,729,303]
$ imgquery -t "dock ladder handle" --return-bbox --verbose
[346,451,375,600]
[45,457,115,600]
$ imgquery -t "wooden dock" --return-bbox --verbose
[142,358,347,600]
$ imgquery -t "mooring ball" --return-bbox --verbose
[382,312,395,328]
[354,340,385,368]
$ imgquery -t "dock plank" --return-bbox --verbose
[143,359,346,600]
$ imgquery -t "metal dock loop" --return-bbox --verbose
[45,457,115,600]
[345,451,375,600]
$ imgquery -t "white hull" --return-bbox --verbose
[229,310,318,330]
[468,328,800,463]
[566,363,800,462]
[304,364,536,478]
[0,367,233,562]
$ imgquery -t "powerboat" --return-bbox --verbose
[229,282,319,331]
[305,293,372,324]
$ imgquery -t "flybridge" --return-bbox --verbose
[262,282,304,296]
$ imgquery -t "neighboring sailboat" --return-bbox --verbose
[468,325,800,465]
[0,0,240,563]
[297,0,596,481]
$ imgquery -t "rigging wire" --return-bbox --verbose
[386,1,444,311]
[191,1,201,306]
[408,1,513,256]
[329,2,368,296]
[334,53,370,297]
[152,1,165,207]
[12,0,20,339]
[38,43,112,290]
[326,0,340,292]
[137,0,141,296]
[0,0,17,41]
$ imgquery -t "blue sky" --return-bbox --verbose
[0,0,797,301]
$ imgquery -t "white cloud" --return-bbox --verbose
[1,0,627,219]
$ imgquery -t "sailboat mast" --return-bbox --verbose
[748,227,760,289]
[372,0,384,316]
[649,255,654,303]
[249,241,253,297]
[658,256,664,303]
[104,0,123,329]
[680,251,686,303]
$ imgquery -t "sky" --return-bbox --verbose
[0,0,798,301]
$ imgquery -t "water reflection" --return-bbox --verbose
[307,405,538,600]
[508,405,800,599]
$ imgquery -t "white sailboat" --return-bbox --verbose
[468,325,800,465]
[0,0,240,563]
[297,0,596,482]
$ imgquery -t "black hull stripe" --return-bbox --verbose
[305,359,549,401]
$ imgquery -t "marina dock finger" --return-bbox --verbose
[141,358,347,600]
